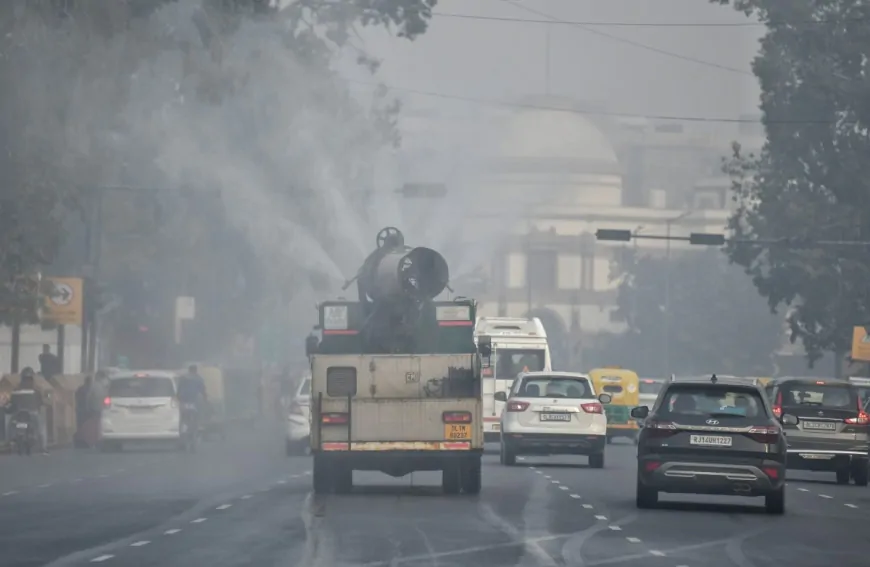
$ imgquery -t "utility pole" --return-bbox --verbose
[544,23,552,95]
[663,211,692,376]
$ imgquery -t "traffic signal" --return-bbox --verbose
[595,229,633,242]
[689,233,726,246]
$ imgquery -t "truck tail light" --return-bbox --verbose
[321,412,348,424]
[443,411,472,423]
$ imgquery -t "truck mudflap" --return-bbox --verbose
[321,441,472,451]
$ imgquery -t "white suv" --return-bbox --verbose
[285,376,311,455]
[495,372,611,468]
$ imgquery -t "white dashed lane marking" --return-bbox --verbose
[241,495,252,499]
[90,555,114,562]
[819,494,833,499]
[130,541,150,547]
[570,494,582,499]
[216,504,232,510]
[558,485,569,491]
[594,515,607,521]
[845,503,858,508]
[2,491,19,496]
[582,504,594,509]
[626,537,641,543]
[164,529,181,535]
[191,518,207,524]
[798,488,809,492]
[649,550,665,556]
[608,525,621,531]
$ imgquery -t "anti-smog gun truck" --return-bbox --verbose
[304,227,491,494]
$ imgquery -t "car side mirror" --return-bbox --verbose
[598,393,612,405]
[630,406,649,419]
[781,414,799,426]
[494,391,507,402]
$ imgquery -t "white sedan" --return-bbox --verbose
[285,376,311,456]
[495,371,611,468]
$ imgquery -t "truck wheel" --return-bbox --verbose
[334,465,353,494]
[312,455,332,494]
[442,464,461,495]
[836,468,851,485]
[461,458,482,495]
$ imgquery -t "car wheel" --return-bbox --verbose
[836,468,851,485]
[500,441,517,466]
[852,462,869,487]
[635,479,658,509]
[588,452,605,469]
[765,486,785,515]
[461,457,482,495]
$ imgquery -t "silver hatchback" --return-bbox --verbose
[765,378,869,486]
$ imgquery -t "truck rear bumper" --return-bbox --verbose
[314,447,483,476]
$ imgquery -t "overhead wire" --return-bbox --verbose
[500,0,752,76]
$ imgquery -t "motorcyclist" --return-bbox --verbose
[177,365,207,437]
[10,367,48,454]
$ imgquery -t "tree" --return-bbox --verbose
[0,0,438,361]
[710,0,870,365]
[593,249,783,376]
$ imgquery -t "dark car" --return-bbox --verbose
[764,377,869,486]
[631,375,792,514]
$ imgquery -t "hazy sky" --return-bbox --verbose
[351,0,763,123]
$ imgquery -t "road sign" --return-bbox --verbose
[175,296,196,320]
[851,326,870,362]
[43,277,83,325]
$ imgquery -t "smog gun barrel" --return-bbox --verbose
[353,227,450,352]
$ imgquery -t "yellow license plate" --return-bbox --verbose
[444,424,471,440]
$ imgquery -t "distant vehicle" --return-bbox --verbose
[632,375,790,514]
[475,317,551,442]
[588,367,640,444]
[638,378,665,408]
[846,376,870,411]
[99,370,181,452]
[496,371,610,468]
[765,377,869,486]
[285,375,311,456]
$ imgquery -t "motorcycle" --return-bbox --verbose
[179,403,199,453]
[11,411,36,456]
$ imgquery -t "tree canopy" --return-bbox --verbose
[710,0,870,364]
[592,248,783,376]
[0,0,438,363]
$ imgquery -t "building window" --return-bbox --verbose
[527,249,557,292]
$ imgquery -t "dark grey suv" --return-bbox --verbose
[631,376,791,514]
[764,377,869,486]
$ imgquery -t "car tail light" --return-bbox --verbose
[762,466,780,480]
[772,391,782,419]
[443,411,472,423]
[581,402,603,414]
[644,420,677,438]
[321,412,348,424]
[103,396,112,408]
[506,401,530,412]
[845,411,870,425]
[747,425,780,444]
[644,461,661,472]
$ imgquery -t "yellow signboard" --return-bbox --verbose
[851,326,870,362]
[43,277,83,326]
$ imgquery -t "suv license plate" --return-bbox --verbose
[541,413,571,422]
[689,435,732,447]
[803,421,836,431]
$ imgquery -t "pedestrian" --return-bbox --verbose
[39,345,61,381]
[11,368,49,455]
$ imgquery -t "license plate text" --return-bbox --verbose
[689,435,732,447]
[445,424,471,440]
[541,413,571,422]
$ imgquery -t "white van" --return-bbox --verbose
[99,370,181,451]
[474,317,551,441]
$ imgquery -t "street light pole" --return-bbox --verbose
[663,211,692,376]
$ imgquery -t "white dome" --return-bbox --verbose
[499,109,618,166]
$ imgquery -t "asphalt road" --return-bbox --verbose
[2,430,868,567]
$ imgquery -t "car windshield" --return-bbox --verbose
[517,376,592,399]
[297,378,311,398]
[661,386,765,418]
[108,377,175,398]
[639,380,663,396]
[493,349,546,379]
[781,383,856,409]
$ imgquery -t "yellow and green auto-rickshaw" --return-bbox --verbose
[588,366,640,444]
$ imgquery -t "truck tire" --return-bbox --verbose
[334,465,353,494]
[461,457,482,495]
[312,454,332,494]
[442,463,461,495]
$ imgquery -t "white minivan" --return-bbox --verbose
[100,370,181,451]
